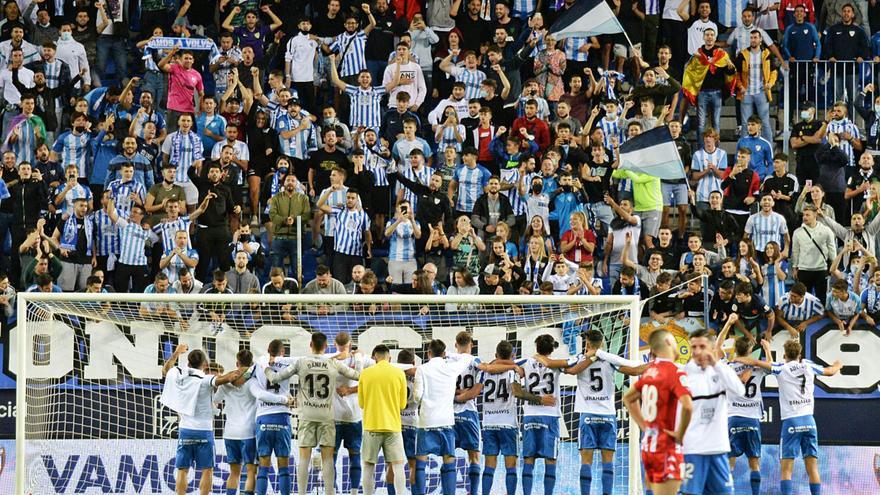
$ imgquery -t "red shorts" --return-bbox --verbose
[641,448,684,484]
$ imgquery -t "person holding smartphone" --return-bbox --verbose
[386,200,421,287]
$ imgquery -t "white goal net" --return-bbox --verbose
[12,293,642,495]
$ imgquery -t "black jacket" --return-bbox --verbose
[188,166,238,228]
[10,178,48,226]
[471,192,514,238]
[390,170,453,230]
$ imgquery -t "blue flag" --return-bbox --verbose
[618,126,687,180]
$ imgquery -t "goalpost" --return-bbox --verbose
[12,293,643,495]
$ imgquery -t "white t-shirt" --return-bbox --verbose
[413,353,475,428]
[687,19,718,55]
[453,357,482,414]
[166,367,216,432]
[285,33,318,82]
[681,360,744,455]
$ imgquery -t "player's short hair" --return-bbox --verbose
[455,331,473,347]
[734,281,753,296]
[428,339,446,358]
[372,345,391,359]
[535,334,558,356]
[620,266,636,278]
[86,275,101,287]
[237,349,254,367]
[268,339,284,357]
[311,332,328,352]
[397,349,416,365]
[689,328,713,341]
[187,349,208,370]
[734,336,753,357]
[831,279,849,292]
[213,269,226,282]
[316,265,331,276]
[648,329,671,352]
[656,272,674,285]
[496,340,513,360]
[783,340,802,361]
[719,280,735,292]
[335,331,351,347]
[790,282,807,296]
[585,330,604,350]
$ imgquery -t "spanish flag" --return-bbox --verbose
[681,48,737,106]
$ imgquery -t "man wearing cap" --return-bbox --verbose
[479,263,514,295]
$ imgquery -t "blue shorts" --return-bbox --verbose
[482,426,518,457]
[225,438,257,465]
[416,427,456,457]
[256,414,292,459]
[175,429,215,470]
[728,416,762,459]
[662,182,689,206]
[522,416,559,460]
[402,426,418,459]
[780,415,819,459]
[454,410,481,451]
[681,453,734,495]
[578,413,617,451]
[335,421,363,452]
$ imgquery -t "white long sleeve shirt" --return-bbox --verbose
[681,360,746,455]
[55,38,90,87]
[383,61,426,109]
[413,353,476,428]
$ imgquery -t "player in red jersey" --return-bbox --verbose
[623,329,694,495]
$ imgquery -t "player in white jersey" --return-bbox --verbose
[215,349,293,495]
[452,331,483,495]
[477,341,526,495]
[252,339,300,495]
[516,334,568,495]
[161,344,248,495]
[716,315,768,495]
[412,339,477,495]
[332,332,372,495]
[679,328,745,495]
[734,340,842,495]
[561,330,644,495]
[385,349,419,495]
[266,332,361,495]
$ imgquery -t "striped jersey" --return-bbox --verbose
[52,131,91,178]
[744,211,788,252]
[448,66,486,99]
[386,219,418,262]
[718,0,747,27]
[397,164,431,214]
[480,369,518,427]
[437,124,465,152]
[115,217,151,266]
[152,215,193,252]
[643,0,660,15]
[11,117,38,165]
[330,31,368,77]
[826,290,860,319]
[54,183,92,218]
[362,140,392,187]
[163,247,199,284]
[332,206,371,256]
[516,357,562,417]
[860,284,880,314]
[320,186,348,234]
[598,116,625,150]
[93,209,117,256]
[761,260,789,307]
[275,113,318,160]
[726,361,767,420]
[107,179,146,219]
[452,164,491,213]
[511,0,537,16]
[344,85,386,130]
[777,291,823,323]
[499,167,528,215]
[161,131,204,182]
[562,37,591,62]
[827,118,860,167]
[691,148,728,202]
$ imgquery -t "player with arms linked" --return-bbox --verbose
[623,329,694,495]
[734,339,842,495]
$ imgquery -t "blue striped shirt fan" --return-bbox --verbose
[692,148,727,202]
[321,186,349,235]
[449,66,487,100]
[500,167,528,216]
[744,211,788,253]
[344,85,386,130]
[387,219,417,262]
[93,209,118,257]
[152,216,193,253]
[115,217,152,266]
[330,31,368,77]
[107,180,147,220]
[452,164,491,213]
[397,163,431,214]
[162,131,204,183]
[333,206,371,256]
[53,131,91,178]
[275,113,318,160]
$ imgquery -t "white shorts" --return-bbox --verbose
[175,181,200,206]
[387,260,418,285]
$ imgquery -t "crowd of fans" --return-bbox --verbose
[0,0,878,341]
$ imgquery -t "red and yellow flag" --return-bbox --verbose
[681,48,737,106]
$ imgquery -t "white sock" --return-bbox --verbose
[393,463,407,495]
[362,463,376,495]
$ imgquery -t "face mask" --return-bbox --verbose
[531,183,543,194]
[74,126,85,133]
[60,32,72,41]
[479,89,488,99]
[278,166,289,173]
[874,105,880,114]
[800,110,812,120]
[324,117,337,125]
